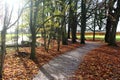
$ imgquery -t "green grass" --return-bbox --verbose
[77,35,120,41]
[0,33,120,42]
[4,33,41,41]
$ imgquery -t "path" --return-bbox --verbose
[33,41,102,80]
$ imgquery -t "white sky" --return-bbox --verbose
[0,0,22,31]
[117,21,120,32]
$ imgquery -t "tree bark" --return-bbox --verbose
[61,1,68,45]
[105,0,120,46]
[61,16,68,45]
[67,0,72,39]
[30,0,36,60]
[71,16,77,43]
[1,28,6,77]
[81,0,86,44]
[71,0,78,43]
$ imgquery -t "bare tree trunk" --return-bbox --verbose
[81,0,86,44]
[0,3,8,77]
[61,16,68,45]
[42,0,47,50]
[71,16,77,43]
[30,0,36,60]
[105,0,120,46]
[72,0,78,43]
[68,24,71,39]
[105,16,111,43]
[93,7,97,41]
[61,2,68,45]
[67,0,72,39]
[57,28,61,51]
[1,28,6,77]
[109,19,119,46]
[30,0,39,60]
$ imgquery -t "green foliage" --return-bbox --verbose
[54,10,62,15]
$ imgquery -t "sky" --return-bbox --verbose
[0,0,22,32]
[117,21,120,32]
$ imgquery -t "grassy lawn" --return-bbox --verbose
[0,33,120,42]
[1,33,41,41]
[76,35,120,41]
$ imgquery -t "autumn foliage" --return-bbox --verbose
[3,39,82,79]
[74,42,120,80]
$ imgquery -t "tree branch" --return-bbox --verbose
[7,1,30,29]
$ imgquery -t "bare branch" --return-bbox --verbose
[7,6,14,27]
[7,1,30,29]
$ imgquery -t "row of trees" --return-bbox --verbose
[25,0,120,60]
[0,0,120,78]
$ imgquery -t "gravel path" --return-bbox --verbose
[33,41,102,80]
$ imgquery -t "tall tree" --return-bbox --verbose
[71,0,78,43]
[105,0,120,46]
[81,0,86,44]
[0,0,27,77]
[29,0,40,59]
[60,0,68,45]
[67,0,72,39]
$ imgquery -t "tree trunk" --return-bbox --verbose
[30,33,36,59]
[30,0,36,60]
[0,3,8,77]
[1,28,6,77]
[57,28,61,51]
[93,8,97,41]
[71,1,78,43]
[71,16,77,43]
[81,0,86,44]
[105,0,120,46]
[108,18,119,46]
[105,16,111,43]
[61,16,68,45]
[68,23,71,39]
[67,0,72,39]
[61,2,68,45]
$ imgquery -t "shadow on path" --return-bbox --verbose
[33,41,103,80]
